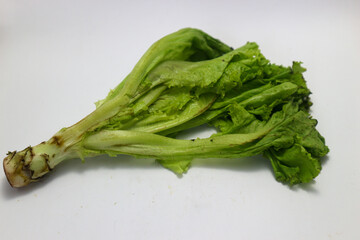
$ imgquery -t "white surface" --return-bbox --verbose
[0,0,359,239]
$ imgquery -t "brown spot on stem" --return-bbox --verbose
[50,136,64,146]
[21,165,33,179]
[4,151,16,165]
[29,147,34,158]
[6,151,15,156]
[41,153,53,171]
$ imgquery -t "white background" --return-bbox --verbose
[1,0,359,239]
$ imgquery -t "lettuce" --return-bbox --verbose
[3,28,328,187]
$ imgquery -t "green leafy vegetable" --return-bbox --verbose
[3,28,328,188]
